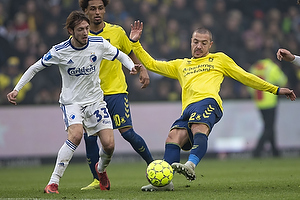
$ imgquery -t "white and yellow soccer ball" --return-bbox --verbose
[146,160,173,187]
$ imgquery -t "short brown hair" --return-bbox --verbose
[64,11,90,35]
[79,0,110,11]
[193,27,213,41]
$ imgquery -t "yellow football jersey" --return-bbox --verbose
[89,22,132,95]
[131,41,279,112]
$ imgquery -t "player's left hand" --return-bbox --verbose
[130,20,143,42]
[278,88,296,101]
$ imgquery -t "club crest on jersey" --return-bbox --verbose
[90,54,97,63]
[68,65,96,76]
[69,114,76,120]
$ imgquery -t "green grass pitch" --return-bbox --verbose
[0,157,299,200]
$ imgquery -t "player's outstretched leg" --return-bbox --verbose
[141,181,174,192]
[172,162,196,181]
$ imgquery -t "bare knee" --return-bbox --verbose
[67,124,84,145]
[98,129,115,154]
[190,123,210,136]
[103,143,114,155]
[165,129,188,147]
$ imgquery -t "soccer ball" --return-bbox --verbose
[146,160,173,187]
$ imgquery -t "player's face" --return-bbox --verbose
[70,20,89,47]
[85,0,106,26]
[191,32,213,58]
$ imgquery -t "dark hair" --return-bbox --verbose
[64,11,90,35]
[193,27,213,41]
[79,0,110,11]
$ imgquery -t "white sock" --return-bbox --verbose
[97,148,112,173]
[48,140,77,185]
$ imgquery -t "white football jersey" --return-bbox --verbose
[15,36,120,105]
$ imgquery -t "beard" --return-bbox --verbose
[93,20,101,26]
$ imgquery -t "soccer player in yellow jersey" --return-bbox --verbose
[130,20,296,191]
[79,0,153,190]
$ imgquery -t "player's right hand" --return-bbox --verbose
[7,90,19,105]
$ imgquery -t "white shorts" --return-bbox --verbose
[60,101,113,136]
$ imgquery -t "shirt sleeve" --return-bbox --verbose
[116,50,134,71]
[291,55,300,66]
[41,47,60,67]
[131,40,179,79]
[220,53,279,95]
[102,38,119,61]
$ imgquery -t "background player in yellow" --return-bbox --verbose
[130,20,296,191]
[79,0,153,190]
[248,52,288,158]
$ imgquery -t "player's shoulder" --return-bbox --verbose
[209,52,232,61]
[53,39,72,52]
[105,22,125,30]
[88,35,105,43]
[104,22,126,33]
[211,52,226,57]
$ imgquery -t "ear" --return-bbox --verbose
[68,27,73,35]
[209,41,213,49]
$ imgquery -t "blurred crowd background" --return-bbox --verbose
[0,0,300,105]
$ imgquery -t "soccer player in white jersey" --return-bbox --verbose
[130,21,296,191]
[276,48,300,66]
[79,0,154,191]
[7,11,136,194]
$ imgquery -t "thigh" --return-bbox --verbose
[104,94,133,129]
[60,103,83,131]
[186,98,223,134]
[83,101,113,136]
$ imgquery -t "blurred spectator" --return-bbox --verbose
[211,0,227,30]
[106,0,130,26]
[168,0,192,30]
[0,56,32,104]
[0,34,11,67]
[216,9,244,64]
[248,50,288,157]
[243,19,265,51]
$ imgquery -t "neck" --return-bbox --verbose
[71,37,86,48]
[90,21,105,33]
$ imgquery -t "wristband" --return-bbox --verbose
[130,39,138,43]
[276,87,280,95]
